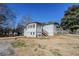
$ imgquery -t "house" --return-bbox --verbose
[24,22,58,37]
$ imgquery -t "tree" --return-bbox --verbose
[16,15,32,35]
[19,15,32,28]
[0,4,16,36]
[0,14,6,24]
[61,5,79,33]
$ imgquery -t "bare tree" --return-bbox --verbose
[19,15,32,28]
[0,4,16,36]
[16,15,32,36]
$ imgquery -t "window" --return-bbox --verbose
[33,32,35,35]
[27,24,35,29]
[27,25,30,29]
[30,25,32,28]
[32,24,35,28]
[30,32,35,35]
[31,32,32,35]
[27,25,32,29]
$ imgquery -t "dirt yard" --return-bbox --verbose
[0,34,79,56]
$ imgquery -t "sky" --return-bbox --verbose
[7,3,79,25]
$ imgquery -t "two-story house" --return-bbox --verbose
[24,22,57,37]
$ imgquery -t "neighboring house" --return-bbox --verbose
[24,22,58,37]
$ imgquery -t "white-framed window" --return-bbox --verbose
[27,25,32,29]
[31,32,32,35]
[27,24,35,29]
[33,32,35,35]
[32,24,35,28]
[30,32,35,35]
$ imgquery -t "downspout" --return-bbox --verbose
[42,23,43,37]
[36,24,37,38]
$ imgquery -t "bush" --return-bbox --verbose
[11,40,26,48]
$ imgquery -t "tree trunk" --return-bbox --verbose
[70,28,74,34]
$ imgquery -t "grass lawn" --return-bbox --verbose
[0,34,79,56]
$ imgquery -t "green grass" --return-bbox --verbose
[11,40,26,48]
[73,46,79,49]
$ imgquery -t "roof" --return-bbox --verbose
[27,22,44,25]
[24,22,57,28]
[26,22,57,26]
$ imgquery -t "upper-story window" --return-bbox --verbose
[27,24,35,29]
[27,25,29,29]
[27,25,32,29]
[32,24,35,28]
[30,25,32,28]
